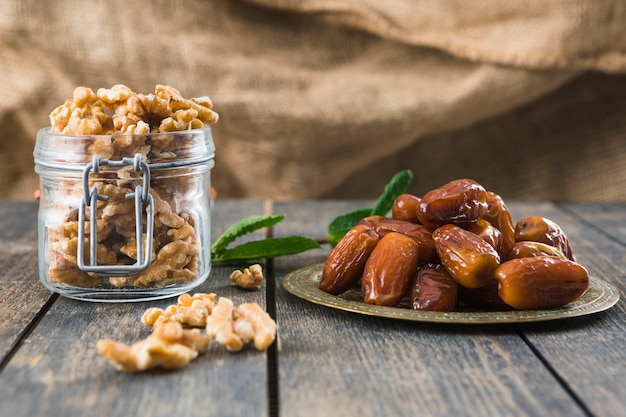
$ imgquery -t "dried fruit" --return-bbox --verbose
[358,216,437,264]
[391,193,422,223]
[320,224,380,295]
[483,191,516,255]
[515,216,575,260]
[362,232,420,306]
[417,179,488,228]
[410,263,458,311]
[494,256,589,310]
[433,224,500,289]
[465,219,504,256]
[507,241,566,260]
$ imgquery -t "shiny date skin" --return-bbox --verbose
[391,193,422,223]
[358,215,437,264]
[507,241,566,260]
[433,224,501,289]
[465,219,504,256]
[494,256,589,310]
[515,216,575,261]
[411,263,458,311]
[362,232,420,307]
[417,179,488,228]
[320,224,380,295]
[483,191,516,255]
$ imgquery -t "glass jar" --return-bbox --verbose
[33,127,215,302]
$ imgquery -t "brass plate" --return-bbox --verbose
[282,263,620,324]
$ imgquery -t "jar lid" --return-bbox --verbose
[34,126,215,171]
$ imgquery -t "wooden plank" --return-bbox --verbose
[560,202,626,246]
[509,201,626,417]
[0,201,55,362]
[0,199,272,417]
[272,200,586,417]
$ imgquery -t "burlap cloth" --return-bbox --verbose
[1,0,625,201]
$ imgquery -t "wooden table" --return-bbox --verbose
[0,199,624,417]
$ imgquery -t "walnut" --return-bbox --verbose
[151,190,186,229]
[49,87,108,135]
[142,292,218,327]
[159,109,202,132]
[127,93,172,132]
[49,84,217,138]
[156,84,218,125]
[97,84,134,110]
[98,294,276,373]
[97,321,210,372]
[205,297,277,352]
[48,264,103,287]
[236,302,277,351]
[45,85,218,290]
[230,264,264,291]
[110,238,198,288]
[205,297,244,352]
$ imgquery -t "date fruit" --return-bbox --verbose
[507,241,566,260]
[494,256,589,310]
[391,193,422,223]
[358,216,437,264]
[320,224,380,295]
[411,263,458,311]
[483,191,516,255]
[515,216,575,260]
[465,219,504,256]
[362,232,420,307]
[433,224,501,289]
[417,179,488,228]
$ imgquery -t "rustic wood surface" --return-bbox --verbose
[0,199,624,417]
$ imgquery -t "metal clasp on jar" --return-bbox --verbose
[77,153,154,276]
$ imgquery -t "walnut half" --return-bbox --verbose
[230,264,264,291]
[96,321,210,372]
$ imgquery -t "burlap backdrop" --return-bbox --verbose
[1,0,625,201]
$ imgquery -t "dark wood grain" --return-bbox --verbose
[271,200,588,417]
[509,201,626,417]
[2,199,625,417]
[0,201,54,362]
[0,199,272,417]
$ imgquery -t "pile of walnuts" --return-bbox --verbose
[97,291,277,372]
[50,84,218,135]
[44,85,218,289]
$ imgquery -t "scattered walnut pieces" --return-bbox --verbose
[205,297,277,352]
[142,292,218,327]
[206,297,246,352]
[230,264,264,291]
[96,321,210,372]
[98,293,277,372]
[236,302,278,351]
[49,84,218,135]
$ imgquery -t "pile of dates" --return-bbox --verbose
[319,179,589,311]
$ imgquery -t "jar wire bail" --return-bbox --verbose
[77,153,155,276]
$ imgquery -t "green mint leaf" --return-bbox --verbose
[212,236,321,262]
[326,170,414,245]
[211,214,285,255]
[327,207,373,246]
[371,169,414,216]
